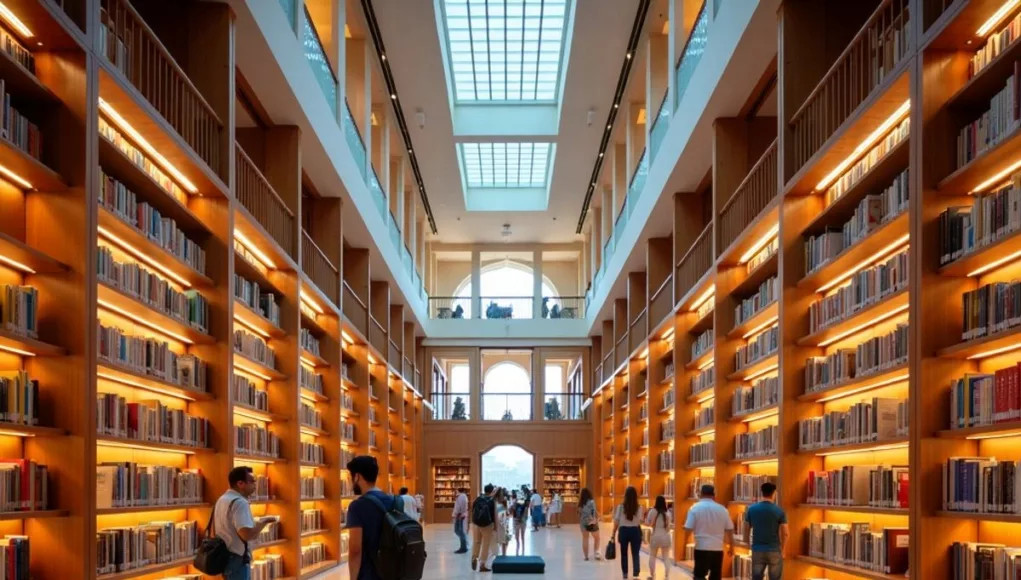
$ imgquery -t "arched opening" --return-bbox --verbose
[483,361,532,420]
[481,445,535,499]
[453,261,561,319]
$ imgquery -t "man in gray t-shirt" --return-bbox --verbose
[213,466,275,580]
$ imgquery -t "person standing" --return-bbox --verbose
[453,487,470,554]
[470,484,499,572]
[646,495,674,580]
[743,482,788,580]
[529,488,543,532]
[213,466,276,580]
[491,488,511,558]
[399,487,420,522]
[344,456,399,580]
[612,486,644,580]
[578,488,602,561]
[549,493,563,528]
[682,485,734,580]
[511,491,528,554]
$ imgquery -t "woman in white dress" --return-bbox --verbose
[549,493,563,528]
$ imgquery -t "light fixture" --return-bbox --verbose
[744,364,779,382]
[967,342,1021,360]
[391,94,397,100]
[661,327,675,341]
[738,456,778,465]
[815,373,908,403]
[381,54,387,61]
[599,152,604,157]
[739,224,779,264]
[300,427,323,437]
[695,391,713,404]
[614,103,619,109]
[369,355,377,365]
[234,230,277,270]
[817,304,909,348]
[98,98,199,194]
[300,388,323,402]
[0,254,35,274]
[300,290,325,315]
[235,455,276,465]
[977,0,1020,37]
[968,247,1021,277]
[97,370,200,401]
[233,406,271,423]
[815,101,910,192]
[0,4,33,38]
[341,331,354,345]
[697,357,715,371]
[0,343,33,357]
[607,124,612,130]
[626,52,632,59]
[233,314,271,339]
[814,442,908,457]
[0,428,35,438]
[98,298,194,344]
[300,356,318,368]
[98,226,192,288]
[235,361,273,382]
[0,162,32,189]
[690,285,715,313]
[98,438,196,454]
[966,429,1021,440]
[738,407,779,423]
[742,316,779,340]
[817,237,909,294]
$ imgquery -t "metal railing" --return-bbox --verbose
[369,168,387,219]
[302,231,339,306]
[921,0,955,33]
[430,392,470,420]
[388,211,401,253]
[389,340,401,371]
[482,393,533,421]
[676,223,713,301]
[675,1,710,104]
[649,90,671,162]
[100,0,225,179]
[343,101,368,179]
[480,296,534,319]
[235,143,295,257]
[302,7,338,114]
[541,296,585,319]
[719,140,778,254]
[788,0,910,178]
[543,393,585,420]
[627,149,648,217]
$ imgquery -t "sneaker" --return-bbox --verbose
[455,549,468,554]
[472,557,478,570]
[480,566,492,572]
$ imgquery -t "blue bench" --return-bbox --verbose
[491,555,545,574]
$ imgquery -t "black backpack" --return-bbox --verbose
[471,495,494,527]
[364,494,427,580]
[194,497,243,574]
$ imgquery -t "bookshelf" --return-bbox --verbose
[432,457,471,523]
[543,458,584,524]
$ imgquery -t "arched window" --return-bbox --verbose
[482,362,532,420]
[453,262,561,319]
[481,445,535,497]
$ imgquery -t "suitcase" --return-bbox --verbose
[491,555,546,574]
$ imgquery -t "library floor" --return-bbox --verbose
[311,524,694,580]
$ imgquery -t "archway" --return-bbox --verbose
[453,261,561,319]
[480,444,535,497]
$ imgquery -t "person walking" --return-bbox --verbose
[743,482,788,580]
[529,488,543,532]
[398,487,420,522]
[511,491,528,555]
[344,455,400,580]
[549,493,563,528]
[612,486,644,579]
[646,495,674,580]
[492,488,511,558]
[470,484,499,572]
[213,466,276,580]
[578,488,602,561]
[682,485,733,580]
[453,487,470,554]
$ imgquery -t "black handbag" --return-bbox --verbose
[604,540,616,560]
[194,498,243,575]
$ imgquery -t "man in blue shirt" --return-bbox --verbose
[345,455,395,580]
[743,482,788,580]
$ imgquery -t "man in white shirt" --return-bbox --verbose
[398,487,420,521]
[528,488,543,531]
[214,466,276,580]
[682,485,734,580]
[452,487,469,554]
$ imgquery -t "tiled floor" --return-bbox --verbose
[314,524,694,580]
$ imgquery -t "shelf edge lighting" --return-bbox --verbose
[739,225,779,265]
[0,254,35,274]
[235,230,277,270]
[99,226,192,288]
[98,99,198,194]
[0,163,31,190]
[0,4,32,38]
[817,238,910,294]
[0,343,35,357]
[968,247,1021,277]
[816,373,909,403]
[977,0,1021,37]
[815,101,911,192]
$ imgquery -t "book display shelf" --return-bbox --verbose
[432,458,471,523]
[0,0,427,577]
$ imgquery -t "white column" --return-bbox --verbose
[533,249,543,319]
[471,250,482,319]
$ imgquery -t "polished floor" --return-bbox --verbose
[315,523,693,580]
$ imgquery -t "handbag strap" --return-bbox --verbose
[207,497,243,542]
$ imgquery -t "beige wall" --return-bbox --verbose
[432,257,580,298]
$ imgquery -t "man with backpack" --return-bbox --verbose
[345,455,427,579]
[470,483,499,572]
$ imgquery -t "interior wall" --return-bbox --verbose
[432,257,580,297]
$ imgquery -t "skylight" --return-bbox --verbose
[461,142,552,188]
[442,0,568,102]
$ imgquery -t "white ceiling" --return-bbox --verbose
[372,0,636,244]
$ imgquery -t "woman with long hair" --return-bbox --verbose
[612,486,644,579]
[578,488,602,561]
[491,488,511,560]
[645,495,672,580]
[549,492,563,528]
[511,489,528,554]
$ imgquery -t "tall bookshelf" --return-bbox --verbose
[432,457,471,522]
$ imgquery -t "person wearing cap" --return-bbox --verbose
[682,484,734,580]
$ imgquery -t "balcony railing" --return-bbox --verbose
[675,1,710,104]
[921,0,954,37]
[388,211,401,253]
[302,7,338,114]
[369,315,387,357]
[100,0,225,179]
[235,143,295,257]
[430,392,470,420]
[302,231,339,306]
[369,168,387,219]
[343,101,368,180]
[676,222,713,301]
[649,90,671,162]
[788,0,910,178]
[429,296,471,319]
[482,392,533,421]
[343,281,368,338]
[649,274,673,328]
[627,149,648,214]
[481,297,533,320]
[543,393,585,420]
[719,139,778,253]
[541,296,585,320]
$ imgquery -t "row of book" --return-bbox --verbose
[806,464,908,509]
[235,329,276,369]
[234,274,281,327]
[690,365,714,398]
[689,476,712,500]
[660,419,674,443]
[0,536,28,580]
[662,388,675,412]
[943,457,1021,514]
[300,328,321,356]
[96,164,205,274]
[734,277,778,329]
[950,363,1021,429]
[300,508,324,533]
[638,456,649,476]
[734,474,776,502]
[97,324,208,391]
[664,361,675,379]
[0,26,33,72]
[962,281,1021,342]
[96,395,210,448]
[969,10,1021,77]
[797,397,908,450]
[341,421,356,442]
[235,423,280,458]
[252,555,284,580]
[807,522,909,575]
[808,250,908,335]
[252,516,281,547]
[0,285,36,339]
[341,391,356,414]
[300,401,322,429]
[657,450,675,472]
[940,176,1021,268]
[233,373,269,413]
[0,460,46,512]
[299,474,323,498]
[95,463,201,509]
[747,237,778,274]
[97,246,209,333]
[952,542,1021,580]
[96,520,198,574]
[250,475,272,502]
[735,325,778,371]
[300,365,323,393]
[0,372,38,426]
[691,329,713,362]
[692,402,714,431]
[0,79,42,161]
[956,69,1021,170]
[733,376,778,418]
[301,542,328,569]
[689,441,714,466]
[735,425,777,459]
[301,442,325,465]
[823,121,909,207]
[803,325,909,393]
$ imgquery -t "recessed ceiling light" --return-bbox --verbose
[599,152,604,157]
[614,103,619,109]
[391,94,397,100]
[607,124,611,130]
[382,54,387,60]
[626,52,632,59]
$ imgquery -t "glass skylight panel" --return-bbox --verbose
[443,0,568,102]
[461,143,551,188]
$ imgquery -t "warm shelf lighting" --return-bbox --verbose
[98,439,196,454]
[98,299,194,345]
[967,342,1021,360]
[300,427,323,437]
[98,99,198,194]
[0,254,35,274]
[816,304,909,348]
[966,429,1021,440]
[968,247,1021,277]
[737,457,778,465]
[817,237,910,294]
[234,230,277,270]
[742,316,779,340]
[233,314,271,339]
[300,389,322,402]
[300,291,325,315]
[0,162,32,190]
[0,428,35,437]
[815,101,911,192]
[814,442,908,456]
[738,408,779,423]
[977,0,1020,37]
[368,355,377,365]
[744,364,779,382]
[695,392,714,404]
[661,327,675,341]
[690,287,715,313]
[739,225,779,264]
[639,347,649,360]
[0,344,34,357]
[971,157,1021,193]
[816,374,909,403]
[97,371,200,401]
[235,456,276,465]
[233,407,271,423]
[235,362,273,382]
[697,356,715,371]
[0,4,32,38]
[98,226,192,288]
[341,331,354,345]
[300,356,318,368]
